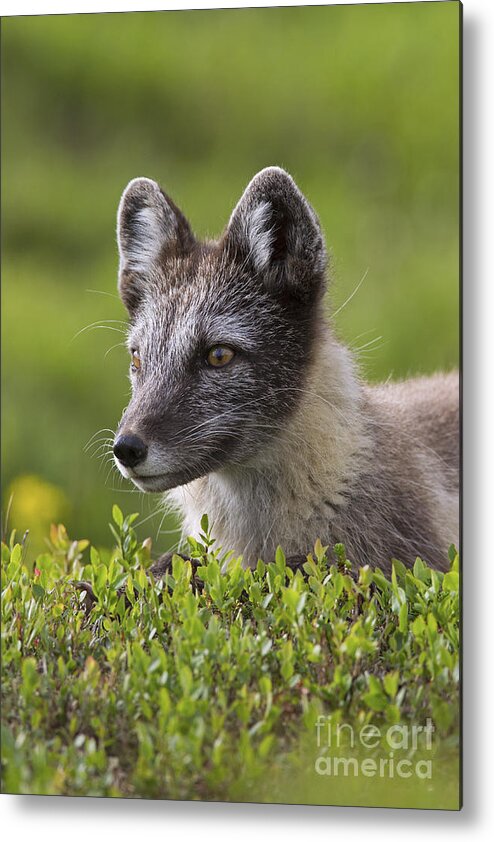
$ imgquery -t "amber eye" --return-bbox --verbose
[207,345,235,368]
[130,350,141,370]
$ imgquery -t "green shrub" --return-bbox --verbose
[1,506,460,808]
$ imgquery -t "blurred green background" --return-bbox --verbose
[1,3,460,558]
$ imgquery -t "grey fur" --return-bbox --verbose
[114,167,459,573]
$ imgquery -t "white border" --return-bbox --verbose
[0,0,454,16]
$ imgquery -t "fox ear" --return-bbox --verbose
[117,177,195,312]
[224,167,327,298]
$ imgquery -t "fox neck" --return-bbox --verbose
[168,329,366,567]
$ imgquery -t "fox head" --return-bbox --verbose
[113,167,328,492]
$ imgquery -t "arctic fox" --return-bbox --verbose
[113,167,459,573]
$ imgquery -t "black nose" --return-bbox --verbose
[113,434,148,469]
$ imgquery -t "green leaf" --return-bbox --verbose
[362,691,387,712]
[413,557,428,581]
[32,583,45,600]
[383,671,399,699]
[443,570,459,593]
[412,614,426,637]
[259,734,275,759]
[21,657,39,698]
[313,538,328,564]
[275,546,286,568]
[399,602,408,633]
[159,688,171,719]
[282,588,299,612]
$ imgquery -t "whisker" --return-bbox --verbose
[89,443,114,460]
[105,342,127,359]
[84,428,115,450]
[85,435,114,451]
[332,267,369,319]
[85,288,121,301]
[353,336,384,352]
[71,321,128,343]
[155,503,173,543]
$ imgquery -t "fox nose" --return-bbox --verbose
[113,434,148,469]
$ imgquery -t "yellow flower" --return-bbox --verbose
[5,474,70,549]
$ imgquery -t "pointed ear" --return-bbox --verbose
[224,167,327,298]
[117,177,195,313]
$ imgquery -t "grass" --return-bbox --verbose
[1,506,460,808]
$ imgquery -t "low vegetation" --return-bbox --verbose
[1,506,460,808]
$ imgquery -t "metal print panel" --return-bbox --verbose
[1,1,461,809]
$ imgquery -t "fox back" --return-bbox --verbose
[113,167,459,572]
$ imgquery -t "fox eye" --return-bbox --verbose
[207,345,235,368]
[130,349,141,371]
